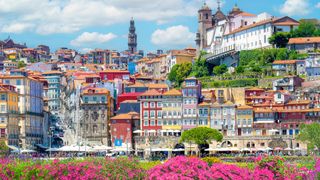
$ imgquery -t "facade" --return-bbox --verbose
[0,74,44,149]
[42,71,63,111]
[80,87,114,145]
[196,3,299,66]
[99,70,130,81]
[272,76,304,92]
[272,60,306,76]
[167,48,196,72]
[288,37,320,53]
[0,84,19,147]
[128,18,137,54]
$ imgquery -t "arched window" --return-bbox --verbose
[205,13,209,19]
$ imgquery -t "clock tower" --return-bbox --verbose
[128,18,137,54]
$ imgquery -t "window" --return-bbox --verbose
[1,105,6,112]
[199,109,203,115]
[84,97,88,103]
[157,102,162,107]
[143,102,148,108]
[157,120,162,126]
[150,102,155,108]
[150,120,155,126]
[0,95,6,101]
[157,111,162,118]
[16,79,21,85]
[204,109,208,115]
[93,96,97,102]
[150,111,155,118]
[144,120,149,126]
[101,96,106,102]
[143,111,148,118]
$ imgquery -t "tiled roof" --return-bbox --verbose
[199,102,210,106]
[146,83,168,89]
[286,100,310,105]
[236,12,256,17]
[272,60,304,65]
[288,37,320,44]
[128,82,145,88]
[237,104,253,109]
[163,89,182,96]
[102,69,130,73]
[246,87,264,91]
[82,88,109,95]
[226,17,299,35]
[140,89,162,96]
[111,112,139,120]
[42,71,62,75]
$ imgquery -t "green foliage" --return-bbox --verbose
[139,161,161,170]
[168,62,192,87]
[292,21,317,38]
[202,78,258,88]
[191,57,209,77]
[0,140,8,156]
[235,66,245,73]
[180,127,223,145]
[201,157,222,166]
[269,32,291,48]
[18,61,26,69]
[213,64,227,75]
[297,123,320,151]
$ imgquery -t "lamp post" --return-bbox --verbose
[49,126,54,158]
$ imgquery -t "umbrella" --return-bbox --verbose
[133,130,142,134]
[240,148,250,152]
[269,129,279,132]
[172,148,185,152]
[173,130,181,133]
[284,147,292,151]
[21,149,37,153]
[148,130,156,133]
[274,147,283,151]
[46,148,59,152]
[294,147,301,151]
[265,147,273,151]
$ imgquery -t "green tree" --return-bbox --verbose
[168,63,192,87]
[18,61,26,69]
[180,127,223,156]
[0,140,9,157]
[292,21,316,37]
[297,123,320,153]
[235,66,245,74]
[269,32,291,48]
[213,64,227,75]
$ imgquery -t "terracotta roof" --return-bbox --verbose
[128,82,145,88]
[254,108,274,113]
[42,71,62,75]
[82,88,109,95]
[236,12,256,17]
[237,104,253,109]
[288,37,320,44]
[140,89,162,96]
[246,87,264,91]
[273,60,304,65]
[223,101,235,106]
[146,83,168,89]
[226,17,299,35]
[199,102,210,106]
[163,89,182,96]
[102,69,130,73]
[111,113,139,120]
[286,100,310,105]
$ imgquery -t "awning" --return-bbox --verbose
[21,149,37,153]
[111,147,133,152]
[7,145,19,150]
[172,148,185,152]
[35,144,48,149]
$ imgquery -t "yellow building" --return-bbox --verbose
[167,49,196,72]
[0,84,19,147]
[162,89,183,135]
[236,105,253,136]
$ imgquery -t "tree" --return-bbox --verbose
[180,127,223,156]
[269,32,291,48]
[235,66,245,74]
[297,123,320,153]
[292,21,317,37]
[18,61,26,69]
[213,64,227,75]
[168,62,192,87]
[0,140,9,157]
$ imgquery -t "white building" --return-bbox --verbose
[196,3,299,67]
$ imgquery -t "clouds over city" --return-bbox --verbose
[279,0,310,16]
[70,32,117,46]
[151,25,195,48]
[0,0,208,35]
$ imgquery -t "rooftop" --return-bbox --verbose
[288,37,320,44]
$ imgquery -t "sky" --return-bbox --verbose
[0,0,319,53]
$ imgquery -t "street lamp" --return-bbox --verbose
[49,126,54,158]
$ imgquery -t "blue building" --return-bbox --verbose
[42,71,63,111]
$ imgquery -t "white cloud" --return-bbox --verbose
[279,0,310,16]
[1,22,33,33]
[0,0,212,34]
[316,2,320,8]
[80,48,93,53]
[70,32,117,46]
[151,25,195,48]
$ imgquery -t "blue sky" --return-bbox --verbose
[0,0,319,53]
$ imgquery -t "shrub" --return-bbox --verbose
[210,163,251,179]
[201,157,222,166]
[147,156,212,180]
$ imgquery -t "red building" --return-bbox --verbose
[117,92,143,109]
[110,112,140,148]
[99,70,130,81]
[139,89,163,136]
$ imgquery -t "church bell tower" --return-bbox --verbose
[128,18,137,54]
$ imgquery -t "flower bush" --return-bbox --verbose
[210,163,251,179]
[148,156,212,180]
[201,157,222,166]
